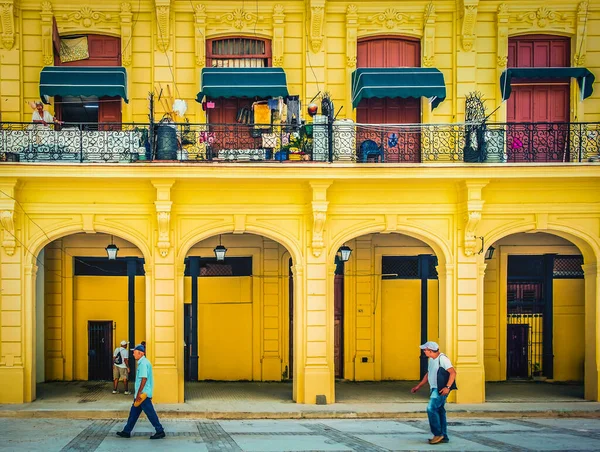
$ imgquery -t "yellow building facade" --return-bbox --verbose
[1,0,600,405]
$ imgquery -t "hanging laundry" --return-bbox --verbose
[253,103,271,129]
[286,96,300,125]
[268,99,279,110]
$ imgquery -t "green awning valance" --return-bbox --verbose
[39,66,128,103]
[196,67,289,102]
[351,68,447,109]
[500,67,595,101]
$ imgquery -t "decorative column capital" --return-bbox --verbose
[461,180,488,257]
[272,4,285,67]
[309,181,332,258]
[460,0,479,52]
[0,0,15,50]
[193,3,207,67]
[120,2,133,66]
[308,0,326,53]
[152,180,174,257]
[155,0,171,52]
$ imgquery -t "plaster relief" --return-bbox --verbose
[216,7,261,31]
[0,209,15,256]
[194,3,207,67]
[155,1,171,52]
[308,0,325,53]
[272,4,285,67]
[41,2,54,65]
[517,7,568,28]
[62,6,112,29]
[0,0,15,50]
[120,2,133,66]
[367,8,415,29]
[460,0,479,52]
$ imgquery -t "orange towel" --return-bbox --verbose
[253,103,271,129]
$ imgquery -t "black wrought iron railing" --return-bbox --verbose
[1,121,599,164]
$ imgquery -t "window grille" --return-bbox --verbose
[553,255,584,279]
[208,38,271,68]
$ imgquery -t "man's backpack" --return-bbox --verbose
[436,353,457,391]
[114,349,123,365]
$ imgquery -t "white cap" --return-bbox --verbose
[120,340,128,346]
[419,341,439,351]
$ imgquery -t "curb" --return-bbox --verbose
[0,409,598,420]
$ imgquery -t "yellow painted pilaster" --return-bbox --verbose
[292,263,305,402]
[583,262,599,401]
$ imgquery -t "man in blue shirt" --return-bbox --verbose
[117,344,165,440]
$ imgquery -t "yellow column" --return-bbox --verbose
[292,264,305,402]
[583,262,599,401]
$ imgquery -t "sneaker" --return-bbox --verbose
[112,390,118,394]
[441,437,450,443]
[428,436,445,445]
[116,431,130,438]
[124,391,131,395]
[150,431,166,440]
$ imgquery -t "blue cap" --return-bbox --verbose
[134,344,145,353]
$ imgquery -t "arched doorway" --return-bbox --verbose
[34,232,146,401]
[182,233,295,403]
[333,232,443,402]
[483,232,586,401]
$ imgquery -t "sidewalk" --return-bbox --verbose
[1,381,598,420]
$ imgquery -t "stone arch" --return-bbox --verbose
[328,222,452,267]
[177,225,303,270]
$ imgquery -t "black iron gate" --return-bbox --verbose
[88,321,113,380]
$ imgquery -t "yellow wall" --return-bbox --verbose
[554,279,585,381]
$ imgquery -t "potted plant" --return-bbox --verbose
[532,362,546,381]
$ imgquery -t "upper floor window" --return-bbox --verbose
[207,37,272,68]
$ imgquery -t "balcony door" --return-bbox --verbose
[356,37,421,162]
[506,35,570,162]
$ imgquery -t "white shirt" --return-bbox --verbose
[32,110,54,123]
[113,346,129,369]
[427,353,453,389]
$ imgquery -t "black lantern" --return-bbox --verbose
[105,235,119,260]
[338,245,352,262]
[485,245,496,260]
[214,235,227,261]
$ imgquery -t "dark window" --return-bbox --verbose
[507,255,545,280]
[553,256,584,279]
[381,256,438,279]
[207,37,271,68]
[74,257,145,276]
[184,257,252,277]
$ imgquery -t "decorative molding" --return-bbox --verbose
[345,4,358,68]
[497,4,509,68]
[152,180,174,257]
[460,0,479,52]
[120,2,133,66]
[574,2,588,66]
[367,8,415,29]
[272,4,285,67]
[516,7,569,29]
[0,209,15,256]
[308,0,325,53]
[193,3,207,67]
[82,214,96,233]
[461,181,488,257]
[155,0,171,52]
[216,7,261,31]
[62,6,112,29]
[233,214,246,234]
[41,2,54,66]
[383,214,397,233]
[0,0,15,50]
[422,4,436,67]
[309,181,331,258]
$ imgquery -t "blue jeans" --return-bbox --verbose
[123,397,164,434]
[427,388,448,438]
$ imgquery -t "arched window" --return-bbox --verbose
[207,37,272,68]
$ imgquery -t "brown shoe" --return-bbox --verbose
[429,436,445,444]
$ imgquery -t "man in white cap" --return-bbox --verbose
[411,341,457,445]
[112,340,130,395]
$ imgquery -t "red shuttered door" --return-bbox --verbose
[356,37,421,162]
[507,35,570,162]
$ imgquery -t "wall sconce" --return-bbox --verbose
[213,235,227,261]
[338,245,352,262]
[105,235,119,260]
[478,236,495,260]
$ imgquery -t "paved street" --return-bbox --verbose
[2,417,600,451]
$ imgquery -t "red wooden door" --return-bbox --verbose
[507,35,570,162]
[356,37,421,162]
[208,98,256,152]
[98,97,123,128]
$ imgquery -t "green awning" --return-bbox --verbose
[39,66,128,103]
[351,68,446,109]
[500,67,595,101]
[196,67,289,102]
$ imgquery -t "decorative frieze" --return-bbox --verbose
[516,7,568,28]
[308,0,325,53]
[367,8,416,29]
[216,7,261,31]
[345,4,358,68]
[574,2,588,66]
[422,4,436,67]
[460,0,479,52]
[272,4,285,67]
[41,2,54,65]
[62,6,112,29]
[0,0,15,50]
[120,2,133,66]
[496,3,509,68]
[193,3,207,67]
[155,0,171,52]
